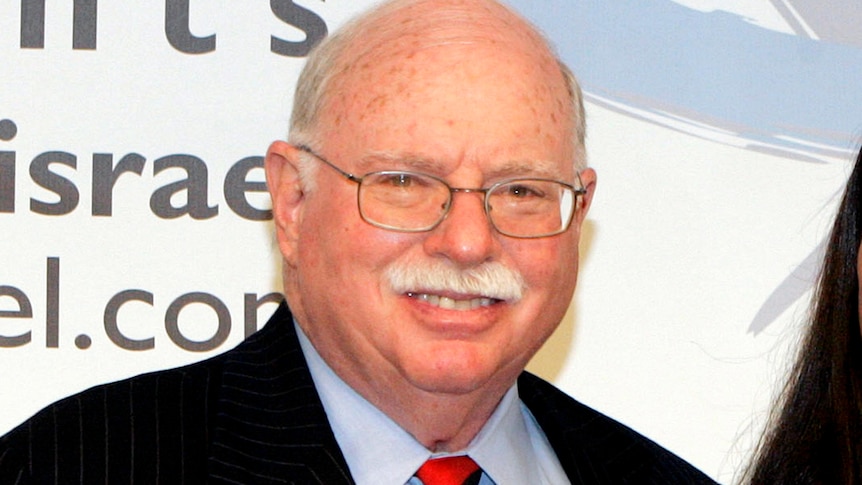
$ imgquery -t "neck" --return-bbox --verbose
[370,380,510,452]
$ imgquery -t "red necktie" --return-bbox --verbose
[415,456,481,485]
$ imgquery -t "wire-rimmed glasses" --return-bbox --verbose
[297,145,586,239]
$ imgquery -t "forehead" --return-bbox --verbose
[318,20,575,176]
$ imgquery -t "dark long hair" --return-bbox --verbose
[745,147,862,484]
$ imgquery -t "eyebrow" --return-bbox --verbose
[356,152,441,174]
[356,152,565,181]
[486,159,561,180]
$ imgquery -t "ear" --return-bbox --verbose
[573,167,596,226]
[265,141,306,266]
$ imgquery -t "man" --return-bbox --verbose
[0,0,715,483]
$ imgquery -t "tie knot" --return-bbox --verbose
[415,456,481,485]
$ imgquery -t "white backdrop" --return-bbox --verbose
[2,2,861,483]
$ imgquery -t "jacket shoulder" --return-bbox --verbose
[0,303,287,483]
[0,351,223,483]
[518,372,716,484]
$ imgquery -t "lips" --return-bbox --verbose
[407,292,498,310]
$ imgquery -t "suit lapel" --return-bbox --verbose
[520,371,641,484]
[518,372,595,483]
[208,303,355,484]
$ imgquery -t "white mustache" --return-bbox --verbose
[385,259,526,302]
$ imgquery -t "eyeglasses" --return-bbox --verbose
[297,145,586,239]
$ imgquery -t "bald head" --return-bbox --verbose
[289,0,585,170]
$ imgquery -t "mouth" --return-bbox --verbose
[406,292,500,311]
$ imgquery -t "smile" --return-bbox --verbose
[406,292,498,310]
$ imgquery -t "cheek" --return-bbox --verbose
[301,191,419,281]
[507,236,578,288]
[295,192,358,289]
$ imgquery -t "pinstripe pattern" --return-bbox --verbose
[0,303,352,484]
[0,303,714,484]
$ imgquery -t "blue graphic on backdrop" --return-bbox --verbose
[510,0,862,333]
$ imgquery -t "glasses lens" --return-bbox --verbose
[358,171,450,231]
[488,179,576,237]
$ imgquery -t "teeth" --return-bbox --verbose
[409,293,495,310]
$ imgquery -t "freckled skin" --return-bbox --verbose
[267,0,596,452]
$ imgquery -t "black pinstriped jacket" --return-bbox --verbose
[0,303,716,484]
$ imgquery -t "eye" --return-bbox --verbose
[501,182,545,199]
[382,173,416,188]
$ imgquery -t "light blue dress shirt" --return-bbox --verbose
[295,322,570,485]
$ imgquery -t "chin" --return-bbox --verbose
[402,347,500,395]
[411,374,488,396]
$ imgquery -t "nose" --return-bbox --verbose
[422,191,499,266]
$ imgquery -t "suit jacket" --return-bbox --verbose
[0,303,716,484]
